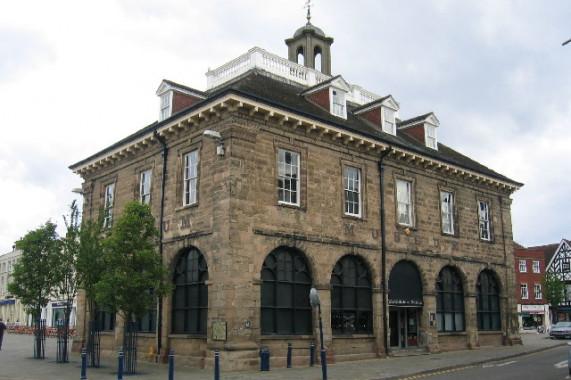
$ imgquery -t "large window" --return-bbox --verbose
[534,284,542,300]
[103,183,115,228]
[382,107,396,135]
[172,248,208,334]
[159,91,172,121]
[330,89,346,118]
[436,266,465,332]
[140,169,152,204]
[183,150,199,206]
[344,166,361,217]
[533,261,540,273]
[519,260,527,273]
[396,179,412,226]
[478,200,491,241]
[425,124,437,149]
[277,149,300,206]
[261,247,312,335]
[520,284,528,299]
[95,310,115,331]
[476,270,500,331]
[441,191,454,235]
[331,255,372,334]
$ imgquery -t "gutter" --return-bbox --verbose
[378,147,392,355]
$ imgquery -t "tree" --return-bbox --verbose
[8,221,61,358]
[541,271,566,323]
[95,201,170,323]
[8,221,61,321]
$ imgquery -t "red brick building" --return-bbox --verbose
[514,246,550,330]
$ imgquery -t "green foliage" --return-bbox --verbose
[94,201,171,322]
[8,221,61,319]
[541,271,566,315]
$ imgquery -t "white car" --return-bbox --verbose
[550,321,571,339]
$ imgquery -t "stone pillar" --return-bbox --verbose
[465,293,478,348]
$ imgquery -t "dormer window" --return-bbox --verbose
[425,124,437,149]
[382,107,396,135]
[330,89,346,118]
[159,91,172,121]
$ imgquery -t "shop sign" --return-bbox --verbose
[389,299,423,306]
[521,304,544,314]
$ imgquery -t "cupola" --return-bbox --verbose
[285,4,334,75]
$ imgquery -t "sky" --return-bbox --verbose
[1,0,570,252]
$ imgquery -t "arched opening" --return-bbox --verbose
[330,255,372,334]
[296,46,305,65]
[388,260,423,347]
[171,247,208,334]
[435,266,465,332]
[260,247,312,334]
[476,270,501,331]
[314,46,322,71]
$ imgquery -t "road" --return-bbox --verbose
[412,344,570,380]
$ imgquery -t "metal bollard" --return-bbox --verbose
[286,343,292,368]
[310,341,315,367]
[214,350,220,380]
[117,349,124,380]
[80,348,87,380]
[169,350,175,380]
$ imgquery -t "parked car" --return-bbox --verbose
[550,321,571,339]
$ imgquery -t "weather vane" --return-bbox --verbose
[304,0,313,24]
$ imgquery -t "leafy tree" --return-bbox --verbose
[95,201,171,323]
[541,271,566,323]
[8,221,61,320]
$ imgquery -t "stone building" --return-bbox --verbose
[70,16,522,370]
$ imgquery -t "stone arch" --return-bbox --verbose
[435,265,466,332]
[475,269,502,331]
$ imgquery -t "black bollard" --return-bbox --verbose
[287,343,292,368]
[168,350,175,380]
[80,348,87,380]
[117,349,124,380]
[214,350,220,380]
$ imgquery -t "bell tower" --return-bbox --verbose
[285,1,334,75]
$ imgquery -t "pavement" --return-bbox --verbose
[0,331,567,380]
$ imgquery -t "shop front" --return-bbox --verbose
[519,304,546,331]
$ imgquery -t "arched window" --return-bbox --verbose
[172,247,208,334]
[261,247,312,335]
[331,255,372,334]
[435,266,465,332]
[477,270,501,330]
[314,46,322,72]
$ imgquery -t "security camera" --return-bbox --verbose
[203,130,222,139]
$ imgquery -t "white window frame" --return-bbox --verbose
[382,107,396,135]
[532,261,540,273]
[478,200,491,241]
[396,179,413,226]
[519,260,527,273]
[344,166,361,217]
[534,284,542,299]
[330,88,347,119]
[277,149,300,206]
[140,169,152,204]
[103,183,115,228]
[520,284,528,299]
[159,91,172,121]
[183,150,199,206]
[441,191,454,235]
[425,124,438,149]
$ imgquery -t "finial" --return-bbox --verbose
[304,0,313,24]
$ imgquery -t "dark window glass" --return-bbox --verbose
[95,310,115,331]
[330,255,373,334]
[436,266,465,332]
[171,247,208,334]
[261,247,312,335]
[476,270,501,331]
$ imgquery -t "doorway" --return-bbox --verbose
[390,308,419,348]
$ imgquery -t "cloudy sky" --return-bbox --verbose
[1,0,570,252]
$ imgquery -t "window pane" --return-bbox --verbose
[277,149,300,205]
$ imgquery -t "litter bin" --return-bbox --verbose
[259,345,270,371]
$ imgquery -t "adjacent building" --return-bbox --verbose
[514,245,550,330]
[70,15,522,370]
[543,239,571,322]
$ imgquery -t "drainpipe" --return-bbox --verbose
[377,148,392,355]
[154,131,168,357]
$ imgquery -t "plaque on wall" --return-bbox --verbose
[212,322,227,341]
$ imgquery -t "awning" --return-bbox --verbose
[389,261,423,307]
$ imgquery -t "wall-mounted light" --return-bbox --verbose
[202,129,225,156]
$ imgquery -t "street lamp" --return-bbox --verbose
[309,288,327,380]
